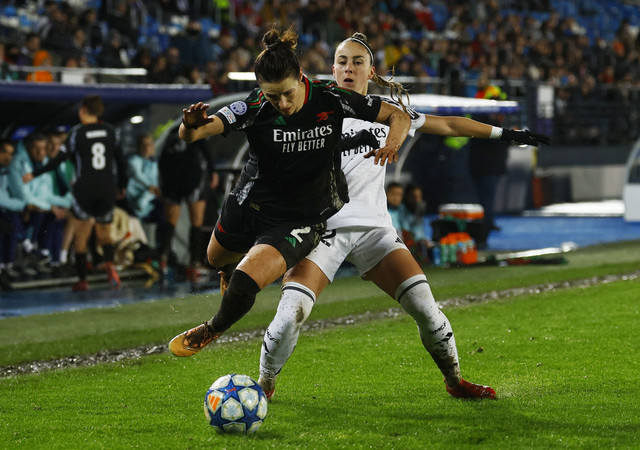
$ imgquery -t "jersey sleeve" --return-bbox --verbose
[380,97,426,136]
[31,147,70,177]
[213,89,261,134]
[331,87,381,123]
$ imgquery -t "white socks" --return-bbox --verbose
[259,275,462,389]
[396,274,462,387]
[259,282,315,386]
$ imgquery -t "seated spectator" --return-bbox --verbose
[16,32,41,68]
[78,8,105,50]
[43,127,74,271]
[131,48,153,70]
[164,46,182,79]
[0,43,14,81]
[387,182,431,265]
[174,64,204,84]
[8,132,71,272]
[26,50,55,82]
[97,31,129,68]
[106,0,138,47]
[38,1,75,53]
[170,19,215,68]
[399,184,432,265]
[62,28,93,64]
[126,133,165,249]
[147,54,173,84]
[0,139,34,285]
[386,181,404,235]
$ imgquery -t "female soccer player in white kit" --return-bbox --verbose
[258,33,550,400]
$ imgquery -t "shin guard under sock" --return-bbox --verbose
[396,274,462,387]
[260,282,316,380]
[210,270,261,334]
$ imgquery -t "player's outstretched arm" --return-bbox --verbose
[418,115,550,146]
[22,148,69,183]
[179,102,224,143]
[364,101,410,166]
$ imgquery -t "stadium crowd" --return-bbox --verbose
[1,0,639,92]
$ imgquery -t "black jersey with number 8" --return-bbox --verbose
[64,122,126,202]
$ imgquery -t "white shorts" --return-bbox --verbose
[306,226,408,282]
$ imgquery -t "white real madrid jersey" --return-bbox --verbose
[327,98,426,229]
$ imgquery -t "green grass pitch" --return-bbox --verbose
[0,241,639,448]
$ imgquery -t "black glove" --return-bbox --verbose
[341,130,379,151]
[500,128,550,146]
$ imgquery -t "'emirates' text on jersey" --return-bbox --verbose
[215,76,381,226]
[329,98,425,229]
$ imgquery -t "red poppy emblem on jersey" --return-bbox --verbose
[217,222,226,233]
[317,111,334,121]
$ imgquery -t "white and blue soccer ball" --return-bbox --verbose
[204,374,268,434]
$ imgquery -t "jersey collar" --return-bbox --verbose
[302,75,311,105]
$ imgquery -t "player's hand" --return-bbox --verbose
[500,129,551,146]
[363,146,398,166]
[22,173,34,183]
[182,102,214,129]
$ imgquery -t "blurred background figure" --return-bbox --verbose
[22,95,127,292]
[399,183,432,265]
[9,132,71,276]
[386,181,405,236]
[469,75,510,248]
[158,128,218,282]
[0,139,35,287]
[125,133,165,256]
[26,49,54,82]
[41,127,74,274]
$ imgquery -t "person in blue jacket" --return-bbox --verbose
[8,132,70,269]
[126,133,165,252]
[0,139,36,284]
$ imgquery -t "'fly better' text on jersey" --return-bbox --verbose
[215,76,381,226]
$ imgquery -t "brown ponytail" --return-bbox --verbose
[254,27,301,83]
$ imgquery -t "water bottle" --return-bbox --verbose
[432,245,441,266]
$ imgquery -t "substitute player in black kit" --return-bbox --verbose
[158,131,218,281]
[23,95,127,291]
[169,27,410,357]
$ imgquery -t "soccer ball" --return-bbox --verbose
[204,374,268,434]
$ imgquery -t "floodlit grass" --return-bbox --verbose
[0,240,639,367]
[1,277,638,448]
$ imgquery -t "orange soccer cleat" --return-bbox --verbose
[169,321,222,357]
